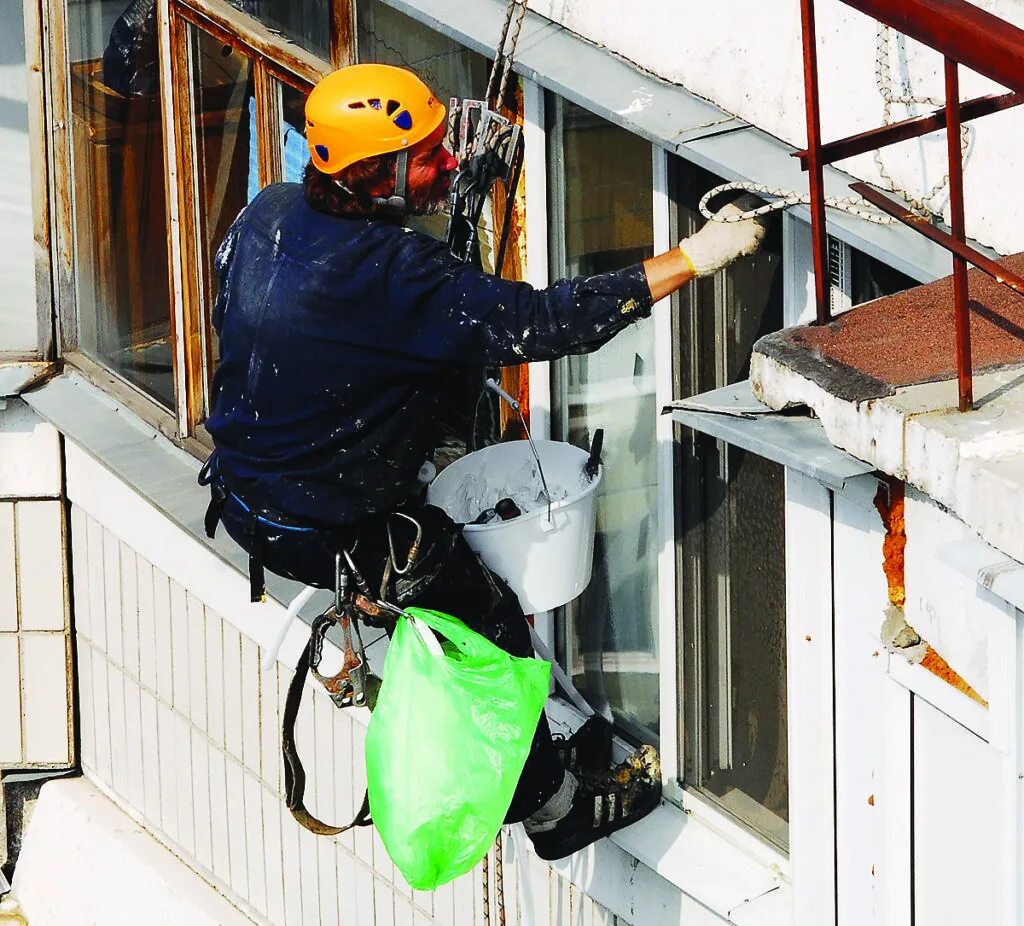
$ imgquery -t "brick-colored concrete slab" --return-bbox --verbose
[756,252,1024,401]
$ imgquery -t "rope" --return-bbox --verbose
[699,24,969,227]
[495,831,507,926]
[486,0,528,107]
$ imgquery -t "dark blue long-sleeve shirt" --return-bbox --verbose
[206,182,653,528]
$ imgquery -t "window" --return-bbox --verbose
[547,95,659,743]
[0,0,40,355]
[673,160,790,849]
[68,0,176,408]
[229,0,332,62]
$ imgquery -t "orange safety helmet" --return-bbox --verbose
[305,64,447,175]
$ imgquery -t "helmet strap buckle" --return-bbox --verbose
[371,149,408,211]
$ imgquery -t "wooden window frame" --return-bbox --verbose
[44,0,353,446]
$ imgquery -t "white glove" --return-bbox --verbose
[678,194,768,278]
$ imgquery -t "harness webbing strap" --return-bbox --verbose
[283,624,374,836]
[248,521,266,603]
[204,484,227,539]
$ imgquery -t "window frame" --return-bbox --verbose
[45,0,350,443]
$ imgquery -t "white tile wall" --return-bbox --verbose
[1,497,73,768]
[68,504,626,926]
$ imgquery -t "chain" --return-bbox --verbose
[700,23,970,226]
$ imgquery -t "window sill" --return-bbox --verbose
[23,370,793,924]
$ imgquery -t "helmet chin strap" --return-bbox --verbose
[370,149,409,211]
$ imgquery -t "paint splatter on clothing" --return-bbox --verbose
[206,182,653,528]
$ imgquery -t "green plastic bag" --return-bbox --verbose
[365,607,550,890]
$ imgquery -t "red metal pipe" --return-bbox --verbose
[793,91,1024,170]
[840,0,1024,96]
[944,59,972,411]
[849,182,1024,298]
[799,0,831,325]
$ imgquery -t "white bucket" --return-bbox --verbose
[426,440,601,614]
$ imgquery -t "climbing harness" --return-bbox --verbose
[699,23,969,229]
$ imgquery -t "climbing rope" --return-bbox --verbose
[486,0,528,108]
[699,23,969,226]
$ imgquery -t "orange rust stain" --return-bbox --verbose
[873,479,906,608]
[919,646,988,708]
[867,794,875,806]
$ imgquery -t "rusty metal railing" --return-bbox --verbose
[795,0,1024,411]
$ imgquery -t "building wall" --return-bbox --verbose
[527,0,1024,255]
[0,401,72,772]
[63,451,650,926]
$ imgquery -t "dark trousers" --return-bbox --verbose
[221,501,564,822]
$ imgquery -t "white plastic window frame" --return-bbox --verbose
[523,78,795,910]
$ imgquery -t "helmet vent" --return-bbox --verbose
[347,101,365,109]
[315,144,329,162]
[368,98,382,109]
[393,110,413,130]
[386,99,400,116]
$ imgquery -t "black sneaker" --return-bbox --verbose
[552,715,613,776]
[528,745,662,861]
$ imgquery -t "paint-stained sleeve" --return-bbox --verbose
[382,234,654,365]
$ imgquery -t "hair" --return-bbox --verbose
[302,153,401,219]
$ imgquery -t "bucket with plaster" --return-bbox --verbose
[426,380,602,614]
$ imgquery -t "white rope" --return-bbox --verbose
[486,0,528,107]
[699,24,970,227]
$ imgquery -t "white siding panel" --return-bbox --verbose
[139,687,161,823]
[191,727,213,873]
[224,756,249,899]
[136,557,156,687]
[106,663,128,793]
[21,632,71,763]
[91,647,112,783]
[240,634,261,774]
[205,610,226,749]
[260,659,279,794]
[85,515,106,652]
[914,698,1012,926]
[0,402,60,497]
[318,836,341,926]
[102,527,123,666]
[208,743,232,885]
[223,621,244,762]
[77,642,95,773]
[243,770,268,917]
[0,633,23,762]
[263,786,287,925]
[333,709,356,854]
[153,569,173,703]
[354,859,375,926]
[280,805,304,926]
[169,580,189,717]
[298,825,322,924]
[122,673,145,812]
[173,711,196,856]
[120,542,139,680]
[69,506,89,641]
[187,593,207,732]
[156,700,178,843]
[0,503,17,631]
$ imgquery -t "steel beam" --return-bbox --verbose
[793,91,1024,170]
[841,0,1024,95]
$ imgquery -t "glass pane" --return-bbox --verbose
[70,0,174,407]
[280,83,310,185]
[0,0,38,353]
[228,0,330,62]
[548,97,658,741]
[851,248,917,305]
[356,0,489,244]
[675,158,789,849]
[190,28,255,416]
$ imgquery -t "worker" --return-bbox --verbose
[201,63,766,861]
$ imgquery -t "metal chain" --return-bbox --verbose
[700,23,969,226]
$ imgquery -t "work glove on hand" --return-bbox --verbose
[677,194,768,278]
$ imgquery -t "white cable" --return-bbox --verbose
[699,24,971,228]
[261,584,318,672]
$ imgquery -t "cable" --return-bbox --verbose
[699,24,970,227]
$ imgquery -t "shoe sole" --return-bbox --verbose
[529,782,663,861]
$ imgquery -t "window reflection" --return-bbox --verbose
[548,97,658,741]
[190,29,254,415]
[71,0,174,407]
[674,160,789,848]
[228,0,331,63]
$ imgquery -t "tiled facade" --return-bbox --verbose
[69,503,624,925]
